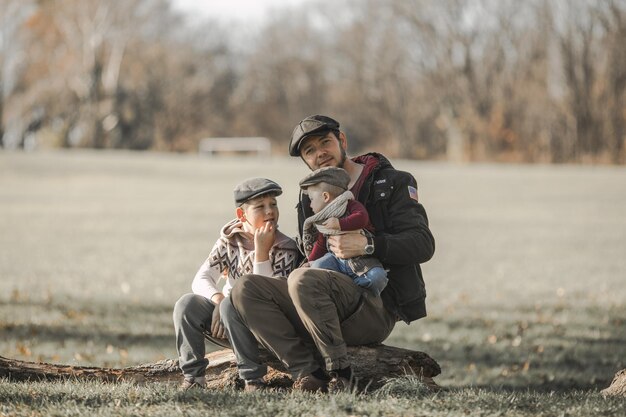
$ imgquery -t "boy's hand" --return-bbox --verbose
[322,217,340,230]
[254,221,276,262]
[210,293,226,339]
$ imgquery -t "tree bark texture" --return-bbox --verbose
[602,369,626,397]
[0,344,441,391]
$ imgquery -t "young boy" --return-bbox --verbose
[173,178,301,391]
[299,166,388,296]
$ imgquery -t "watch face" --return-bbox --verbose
[365,245,374,255]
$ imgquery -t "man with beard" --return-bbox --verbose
[225,115,435,392]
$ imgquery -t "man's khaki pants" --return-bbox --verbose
[230,267,396,376]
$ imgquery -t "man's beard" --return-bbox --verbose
[338,148,347,168]
[304,147,348,170]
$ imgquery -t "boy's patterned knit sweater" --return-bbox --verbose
[191,219,301,300]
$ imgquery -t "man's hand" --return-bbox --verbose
[322,217,340,230]
[327,232,367,259]
[210,294,226,339]
[254,221,276,262]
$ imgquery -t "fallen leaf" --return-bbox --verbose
[16,343,32,357]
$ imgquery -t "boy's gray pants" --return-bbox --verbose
[172,293,266,380]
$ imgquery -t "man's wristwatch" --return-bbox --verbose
[364,235,375,255]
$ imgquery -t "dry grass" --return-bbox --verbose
[1,150,625,415]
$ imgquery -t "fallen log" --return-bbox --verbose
[601,369,626,397]
[0,344,441,391]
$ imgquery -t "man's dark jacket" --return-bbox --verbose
[297,153,435,323]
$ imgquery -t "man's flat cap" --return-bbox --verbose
[299,167,350,191]
[234,178,282,206]
[289,115,340,156]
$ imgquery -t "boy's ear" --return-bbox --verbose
[323,191,331,203]
[236,207,246,221]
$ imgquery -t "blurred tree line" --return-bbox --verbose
[1,0,625,163]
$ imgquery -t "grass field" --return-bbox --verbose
[1,150,625,416]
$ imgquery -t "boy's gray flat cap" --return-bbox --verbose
[234,178,282,205]
[299,167,350,190]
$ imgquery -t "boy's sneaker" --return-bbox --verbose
[180,376,206,391]
[244,378,268,392]
[292,374,328,393]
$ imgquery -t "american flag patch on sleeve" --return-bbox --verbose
[408,185,419,202]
